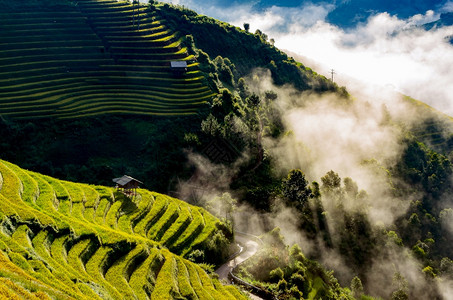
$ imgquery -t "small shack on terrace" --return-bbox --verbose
[170,61,188,75]
[113,175,142,196]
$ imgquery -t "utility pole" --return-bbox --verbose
[330,69,336,82]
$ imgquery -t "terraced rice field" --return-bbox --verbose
[0,159,245,299]
[0,0,215,119]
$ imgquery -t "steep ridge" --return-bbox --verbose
[0,159,244,299]
[0,0,214,119]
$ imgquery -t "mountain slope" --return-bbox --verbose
[0,0,214,119]
[157,2,339,93]
[0,159,242,299]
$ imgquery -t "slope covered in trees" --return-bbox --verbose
[157,2,341,93]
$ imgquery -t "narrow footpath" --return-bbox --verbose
[216,234,260,280]
[216,234,263,300]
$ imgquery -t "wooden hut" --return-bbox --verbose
[113,175,142,196]
[170,61,188,75]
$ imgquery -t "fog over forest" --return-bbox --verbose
[158,1,453,297]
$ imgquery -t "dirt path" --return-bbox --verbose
[215,234,263,299]
[216,234,260,280]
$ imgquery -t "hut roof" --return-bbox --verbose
[170,61,188,68]
[112,175,143,186]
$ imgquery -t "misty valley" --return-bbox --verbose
[0,0,453,299]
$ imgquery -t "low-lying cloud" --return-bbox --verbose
[160,0,453,297]
[245,69,410,228]
[273,13,453,117]
[243,68,449,298]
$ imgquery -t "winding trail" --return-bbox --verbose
[216,234,260,280]
[215,233,263,300]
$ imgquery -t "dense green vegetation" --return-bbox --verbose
[0,0,348,192]
[0,0,452,299]
[0,159,242,299]
[234,228,360,299]
[156,2,343,94]
[0,114,204,192]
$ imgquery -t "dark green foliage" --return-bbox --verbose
[247,94,261,107]
[213,56,237,87]
[282,169,312,209]
[390,272,409,300]
[232,158,281,211]
[280,169,319,239]
[186,249,205,263]
[264,90,278,102]
[439,257,453,278]
[321,170,342,192]
[350,276,364,299]
[394,137,453,262]
[234,229,355,299]
[211,89,235,120]
[276,278,287,292]
[317,171,380,278]
[193,222,233,266]
[155,3,340,93]
[339,212,376,275]
[398,140,452,199]
[201,114,221,137]
[0,115,202,193]
[254,29,268,42]
[237,78,250,99]
[269,267,284,283]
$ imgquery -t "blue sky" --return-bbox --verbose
[160,0,453,116]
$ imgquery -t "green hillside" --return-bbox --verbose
[157,2,340,93]
[0,159,243,299]
[0,0,452,298]
[0,0,346,191]
[0,0,214,119]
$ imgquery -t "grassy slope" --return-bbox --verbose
[0,159,245,299]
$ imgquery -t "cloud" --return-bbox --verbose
[161,1,453,296]
[243,69,410,227]
[160,0,453,117]
[241,67,452,298]
[441,1,453,12]
[272,13,453,116]
[159,1,334,32]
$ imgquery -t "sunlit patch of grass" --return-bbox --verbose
[181,209,220,257]
[0,159,242,298]
[168,207,204,253]
[175,256,197,299]
[147,201,179,241]
[129,247,163,299]
[84,246,122,299]
[150,249,181,299]
[105,243,146,298]
[105,201,122,229]
[134,194,169,236]
[185,261,213,299]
